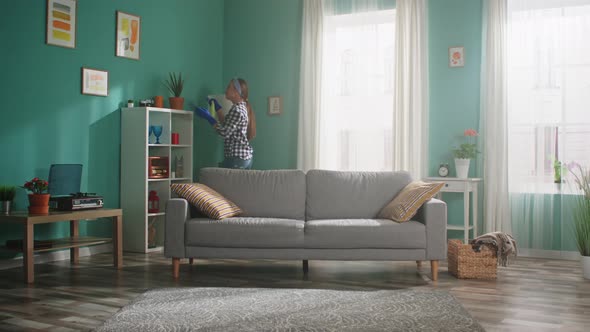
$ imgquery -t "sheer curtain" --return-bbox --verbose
[480,0,511,234]
[318,1,396,171]
[507,0,590,255]
[393,0,429,178]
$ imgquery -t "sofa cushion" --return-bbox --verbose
[378,181,445,222]
[306,170,413,220]
[304,219,426,249]
[185,217,305,248]
[170,183,241,220]
[199,168,306,220]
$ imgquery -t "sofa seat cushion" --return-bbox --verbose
[304,219,426,249]
[185,217,305,248]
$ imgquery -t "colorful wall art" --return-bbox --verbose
[46,0,77,48]
[116,11,141,60]
[81,67,109,96]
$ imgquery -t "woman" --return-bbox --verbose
[196,78,256,169]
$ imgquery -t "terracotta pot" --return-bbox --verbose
[28,194,50,215]
[169,97,184,110]
[154,95,164,108]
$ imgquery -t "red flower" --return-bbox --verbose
[464,129,478,137]
[33,177,39,182]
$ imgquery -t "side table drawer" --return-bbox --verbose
[440,181,466,192]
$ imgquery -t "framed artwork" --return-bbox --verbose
[116,11,141,60]
[46,0,77,48]
[81,67,109,97]
[268,96,283,116]
[449,46,465,67]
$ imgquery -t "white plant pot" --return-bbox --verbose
[455,158,471,179]
[582,256,590,279]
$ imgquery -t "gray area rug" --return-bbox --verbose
[95,287,485,332]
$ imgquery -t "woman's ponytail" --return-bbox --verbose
[238,78,257,141]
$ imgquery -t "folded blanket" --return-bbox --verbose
[469,232,517,267]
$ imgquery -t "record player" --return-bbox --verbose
[49,192,104,211]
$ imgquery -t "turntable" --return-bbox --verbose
[49,192,104,211]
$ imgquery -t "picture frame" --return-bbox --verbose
[46,0,77,48]
[81,67,109,97]
[116,11,141,60]
[268,96,283,116]
[449,46,465,67]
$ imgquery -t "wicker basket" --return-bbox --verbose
[448,239,497,279]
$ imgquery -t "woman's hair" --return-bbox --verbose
[237,78,256,141]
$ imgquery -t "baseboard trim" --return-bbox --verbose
[0,244,112,270]
[518,248,581,261]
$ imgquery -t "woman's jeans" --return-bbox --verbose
[219,156,253,169]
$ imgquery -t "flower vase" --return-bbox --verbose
[455,158,471,179]
[28,194,50,214]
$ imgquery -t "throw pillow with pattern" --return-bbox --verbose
[378,181,444,222]
[171,183,242,219]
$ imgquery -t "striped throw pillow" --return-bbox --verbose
[171,183,242,220]
[378,181,444,222]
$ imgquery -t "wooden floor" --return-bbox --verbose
[0,253,589,331]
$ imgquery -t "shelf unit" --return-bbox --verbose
[121,107,193,253]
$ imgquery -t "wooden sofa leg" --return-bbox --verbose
[173,258,180,278]
[431,260,439,281]
[303,260,309,274]
[416,260,422,269]
[189,258,194,265]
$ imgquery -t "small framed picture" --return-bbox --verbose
[46,0,77,48]
[116,11,141,60]
[81,67,109,96]
[449,46,465,67]
[268,96,283,116]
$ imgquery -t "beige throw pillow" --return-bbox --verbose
[378,181,444,222]
[171,183,242,220]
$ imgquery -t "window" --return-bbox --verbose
[318,9,395,171]
[507,0,590,193]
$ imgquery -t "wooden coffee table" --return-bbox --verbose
[0,209,122,284]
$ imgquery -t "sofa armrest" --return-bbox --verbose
[414,198,447,260]
[164,198,189,258]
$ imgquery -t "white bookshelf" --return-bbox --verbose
[121,107,193,253]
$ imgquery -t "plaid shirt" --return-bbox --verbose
[215,101,253,159]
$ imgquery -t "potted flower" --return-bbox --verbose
[0,185,16,215]
[452,129,480,178]
[569,163,590,279]
[22,177,50,214]
[163,72,185,110]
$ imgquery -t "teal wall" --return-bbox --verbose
[222,0,303,170]
[428,0,484,237]
[0,0,224,257]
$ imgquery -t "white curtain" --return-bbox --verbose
[506,0,590,253]
[480,0,512,234]
[393,0,429,178]
[297,0,324,171]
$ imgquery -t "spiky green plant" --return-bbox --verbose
[0,186,17,201]
[570,164,590,256]
[163,72,185,97]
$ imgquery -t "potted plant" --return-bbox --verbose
[22,177,50,214]
[127,99,134,107]
[570,163,590,279]
[452,129,480,178]
[163,72,185,110]
[0,185,16,215]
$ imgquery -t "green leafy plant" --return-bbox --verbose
[0,186,16,201]
[570,163,590,256]
[452,129,480,159]
[163,72,185,97]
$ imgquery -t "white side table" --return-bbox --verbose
[425,177,482,244]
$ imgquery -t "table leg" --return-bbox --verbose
[464,188,469,244]
[113,215,122,269]
[24,223,34,284]
[70,220,79,265]
[473,184,478,239]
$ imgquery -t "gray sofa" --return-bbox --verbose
[165,168,447,280]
